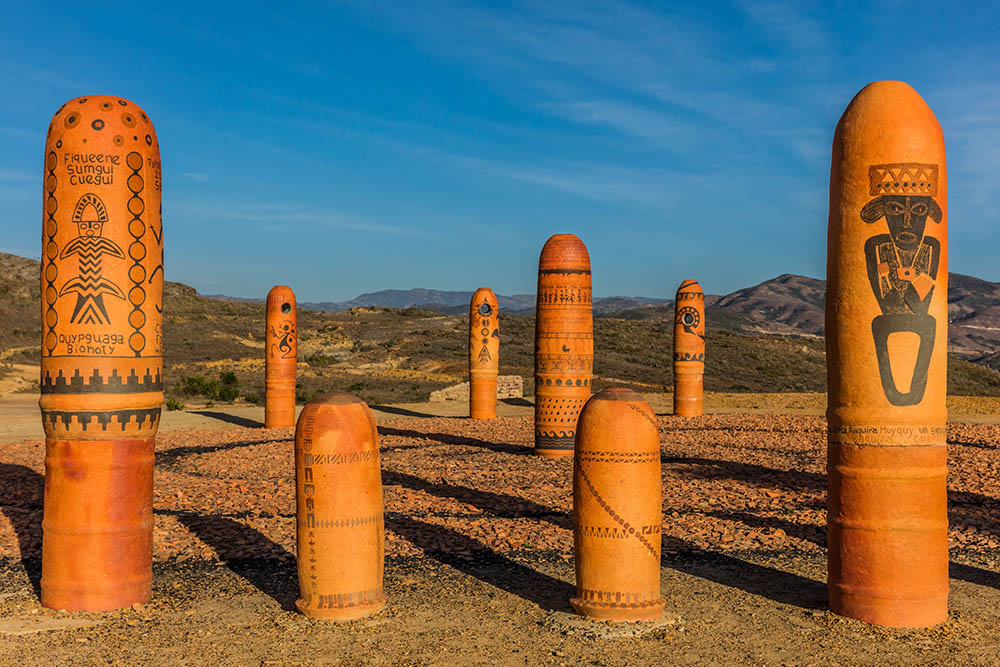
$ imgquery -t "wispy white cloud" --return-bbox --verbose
[168,201,429,237]
[733,0,830,58]
[180,172,210,182]
[0,168,33,183]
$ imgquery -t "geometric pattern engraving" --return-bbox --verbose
[125,152,147,356]
[41,368,163,394]
[868,163,938,196]
[41,407,161,432]
[43,150,59,354]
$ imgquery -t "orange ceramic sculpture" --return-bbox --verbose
[39,95,164,611]
[571,388,664,621]
[469,288,499,419]
[826,81,948,627]
[673,280,705,417]
[534,234,594,457]
[295,393,386,620]
[265,285,297,428]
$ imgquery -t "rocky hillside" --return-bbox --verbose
[5,251,1000,400]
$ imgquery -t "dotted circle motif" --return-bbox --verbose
[126,151,147,357]
[43,151,58,354]
[677,305,700,329]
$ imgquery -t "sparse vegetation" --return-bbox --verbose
[173,370,241,403]
[5,251,1000,404]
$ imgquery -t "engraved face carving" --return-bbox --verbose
[861,195,942,251]
[861,165,942,407]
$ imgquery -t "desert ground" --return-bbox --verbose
[2,393,1000,665]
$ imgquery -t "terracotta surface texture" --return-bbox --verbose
[295,393,387,621]
[570,388,665,621]
[673,280,705,417]
[825,80,948,627]
[534,234,594,457]
[39,95,163,611]
[469,288,499,420]
[265,285,297,428]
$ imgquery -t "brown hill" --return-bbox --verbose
[4,252,1000,402]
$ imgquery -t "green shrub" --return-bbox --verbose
[176,370,241,402]
[165,398,185,411]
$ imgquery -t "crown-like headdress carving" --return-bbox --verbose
[868,163,938,196]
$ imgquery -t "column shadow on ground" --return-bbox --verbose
[157,437,283,466]
[378,427,533,456]
[371,405,439,419]
[500,398,532,407]
[950,562,1000,590]
[663,455,825,492]
[382,470,571,528]
[171,511,297,611]
[385,513,574,612]
[386,469,825,610]
[706,510,826,547]
[191,411,265,429]
[0,463,43,597]
[709,507,1000,592]
[661,541,827,610]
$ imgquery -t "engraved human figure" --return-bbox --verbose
[861,164,942,406]
[59,193,126,325]
[270,322,296,359]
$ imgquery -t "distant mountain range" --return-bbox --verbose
[210,272,1000,371]
[5,250,1000,373]
[205,289,671,316]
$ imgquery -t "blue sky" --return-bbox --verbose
[2,1,999,301]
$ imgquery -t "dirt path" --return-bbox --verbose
[1,414,1000,664]
[6,391,1000,444]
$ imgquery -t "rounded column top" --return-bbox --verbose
[539,234,590,271]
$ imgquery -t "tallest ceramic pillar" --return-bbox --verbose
[40,96,164,610]
[826,81,948,627]
[534,234,593,457]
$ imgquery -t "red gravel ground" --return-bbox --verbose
[1,414,999,664]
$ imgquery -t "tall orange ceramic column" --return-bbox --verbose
[673,280,705,417]
[826,81,948,627]
[571,388,664,621]
[534,234,593,457]
[39,96,164,611]
[295,393,386,620]
[265,285,297,428]
[469,288,499,419]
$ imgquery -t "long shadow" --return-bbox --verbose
[157,437,283,466]
[500,397,532,407]
[371,405,438,418]
[662,538,827,610]
[383,470,571,528]
[663,455,825,492]
[0,463,43,597]
[192,410,265,429]
[385,469,826,609]
[951,440,997,450]
[706,510,826,547]
[714,508,1000,592]
[171,511,297,610]
[949,489,1000,539]
[379,427,533,457]
[950,561,1000,590]
[385,513,574,612]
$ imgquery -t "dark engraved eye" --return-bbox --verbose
[911,202,928,216]
[478,303,492,316]
[678,306,700,328]
[887,202,905,214]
